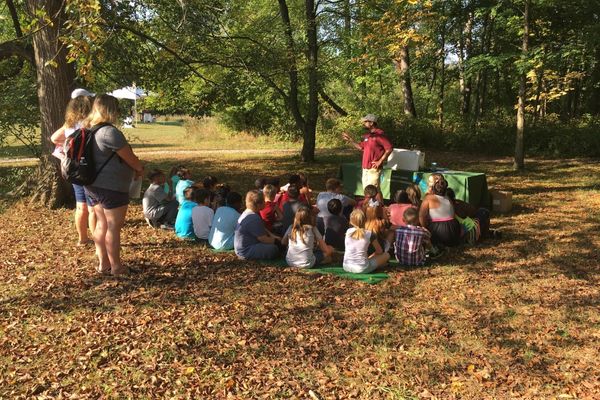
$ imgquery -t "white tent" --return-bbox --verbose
[108,85,147,125]
[108,86,147,100]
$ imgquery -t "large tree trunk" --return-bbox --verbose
[514,0,529,171]
[26,0,76,208]
[301,0,319,162]
[394,46,417,118]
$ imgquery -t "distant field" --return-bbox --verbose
[0,118,303,159]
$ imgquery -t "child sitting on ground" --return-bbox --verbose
[192,189,214,245]
[365,200,394,252]
[388,189,415,227]
[316,178,356,221]
[343,209,390,274]
[260,184,283,234]
[254,177,267,191]
[165,165,183,195]
[282,206,334,268]
[356,184,379,210]
[175,168,194,204]
[279,174,309,207]
[394,207,432,266]
[212,183,230,210]
[298,172,313,205]
[203,175,218,192]
[319,198,348,251]
[446,188,500,241]
[142,169,178,229]
[406,183,422,209]
[281,185,303,233]
[234,190,281,260]
[175,187,198,240]
[209,191,242,251]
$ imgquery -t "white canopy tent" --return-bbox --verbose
[108,85,147,124]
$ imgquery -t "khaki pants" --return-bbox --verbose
[362,168,382,189]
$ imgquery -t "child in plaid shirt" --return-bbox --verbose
[394,208,432,266]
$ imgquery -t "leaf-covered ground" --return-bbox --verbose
[1,150,599,399]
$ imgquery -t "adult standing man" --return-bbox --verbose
[342,114,393,189]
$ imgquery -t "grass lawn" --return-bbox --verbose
[0,140,599,398]
[0,118,301,159]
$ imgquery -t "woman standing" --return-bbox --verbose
[50,94,95,245]
[84,95,143,275]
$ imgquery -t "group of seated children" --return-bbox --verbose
[143,167,498,274]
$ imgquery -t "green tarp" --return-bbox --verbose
[339,162,490,208]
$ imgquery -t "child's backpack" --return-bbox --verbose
[61,123,114,186]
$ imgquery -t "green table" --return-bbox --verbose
[339,162,490,208]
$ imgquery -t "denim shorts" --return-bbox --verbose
[72,184,92,206]
[84,186,129,210]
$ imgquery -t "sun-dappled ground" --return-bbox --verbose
[0,149,599,399]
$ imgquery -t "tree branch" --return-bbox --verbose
[109,23,219,86]
[319,90,348,116]
[6,0,23,37]
[0,41,34,63]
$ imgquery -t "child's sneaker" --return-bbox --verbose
[160,223,174,230]
[428,246,446,260]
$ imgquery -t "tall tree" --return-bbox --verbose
[514,0,530,170]
[1,0,75,207]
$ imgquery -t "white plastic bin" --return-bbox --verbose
[386,149,425,171]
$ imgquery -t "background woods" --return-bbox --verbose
[1,0,600,206]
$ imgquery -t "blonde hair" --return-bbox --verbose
[88,94,119,126]
[64,96,93,129]
[262,184,277,201]
[290,206,312,244]
[349,209,366,240]
[365,204,386,237]
[245,190,264,212]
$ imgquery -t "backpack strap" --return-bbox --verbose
[88,123,118,177]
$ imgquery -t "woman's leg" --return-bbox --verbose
[104,205,129,274]
[92,205,110,273]
[88,205,97,235]
[74,202,90,244]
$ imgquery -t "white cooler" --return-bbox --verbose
[386,149,425,171]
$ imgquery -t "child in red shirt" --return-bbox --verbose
[260,184,283,234]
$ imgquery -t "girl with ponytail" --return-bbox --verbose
[282,206,333,268]
[343,209,390,274]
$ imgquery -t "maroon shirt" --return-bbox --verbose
[359,128,393,169]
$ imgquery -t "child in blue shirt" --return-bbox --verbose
[209,192,242,250]
[175,168,194,204]
[175,187,198,240]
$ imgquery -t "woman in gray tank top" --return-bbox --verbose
[419,174,461,247]
[84,95,144,276]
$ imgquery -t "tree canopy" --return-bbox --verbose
[1,0,599,205]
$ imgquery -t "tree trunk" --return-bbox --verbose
[394,46,417,118]
[514,0,529,171]
[533,67,544,124]
[27,0,76,208]
[425,64,437,118]
[458,10,473,116]
[302,0,319,162]
[437,16,446,130]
